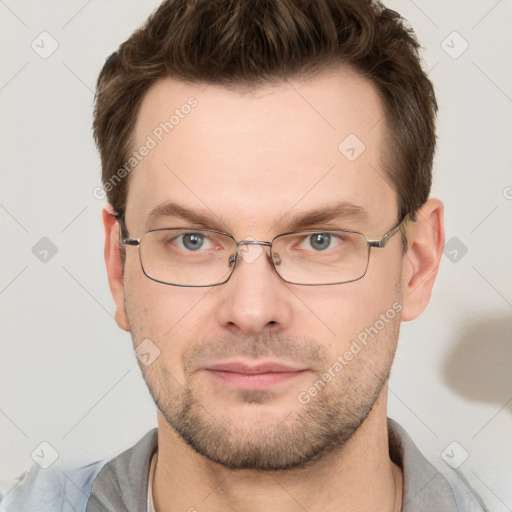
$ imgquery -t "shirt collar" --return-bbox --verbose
[88,420,472,512]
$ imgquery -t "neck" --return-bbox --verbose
[152,388,402,512]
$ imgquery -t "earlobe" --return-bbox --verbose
[401,198,445,322]
[103,206,131,332]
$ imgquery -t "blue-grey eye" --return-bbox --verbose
[182,232,204,251]
[309,233,331,251]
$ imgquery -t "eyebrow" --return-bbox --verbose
[282,201,369,231]
[145,200,369,233]
[146,202,225,230]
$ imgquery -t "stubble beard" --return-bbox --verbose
[134,322,400,471]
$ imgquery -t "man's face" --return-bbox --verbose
[118,68,405,470]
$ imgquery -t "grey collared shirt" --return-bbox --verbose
[0,419,488,511]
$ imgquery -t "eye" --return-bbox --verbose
[180,232,207,251]
[307,232,334,251]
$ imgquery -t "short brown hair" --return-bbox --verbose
[93,0,437,223]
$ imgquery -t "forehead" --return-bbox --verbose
[126,67,396,235]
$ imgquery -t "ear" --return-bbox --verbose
[401,198,445,322]
[103,205,130,332]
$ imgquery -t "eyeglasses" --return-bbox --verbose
[119,214,410,287]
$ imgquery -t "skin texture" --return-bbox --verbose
[103,67,444,511]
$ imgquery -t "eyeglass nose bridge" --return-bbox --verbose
[229,239,273,266]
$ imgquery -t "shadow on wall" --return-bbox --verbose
[442,315,512,413]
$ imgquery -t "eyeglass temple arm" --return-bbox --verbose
[367,213,411,248]
[114,212,140,246]
[123,238,141,246]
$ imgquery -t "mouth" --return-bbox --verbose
[202,361,309,390]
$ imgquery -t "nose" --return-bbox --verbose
[215,242,293,336]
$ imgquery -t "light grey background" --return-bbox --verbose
[1,0,511,510]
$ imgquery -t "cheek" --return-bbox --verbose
[124,283,193,386]
[289,263,403,354]
[123,266,213,358]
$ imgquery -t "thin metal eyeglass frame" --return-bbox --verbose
[118,213,411,287]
